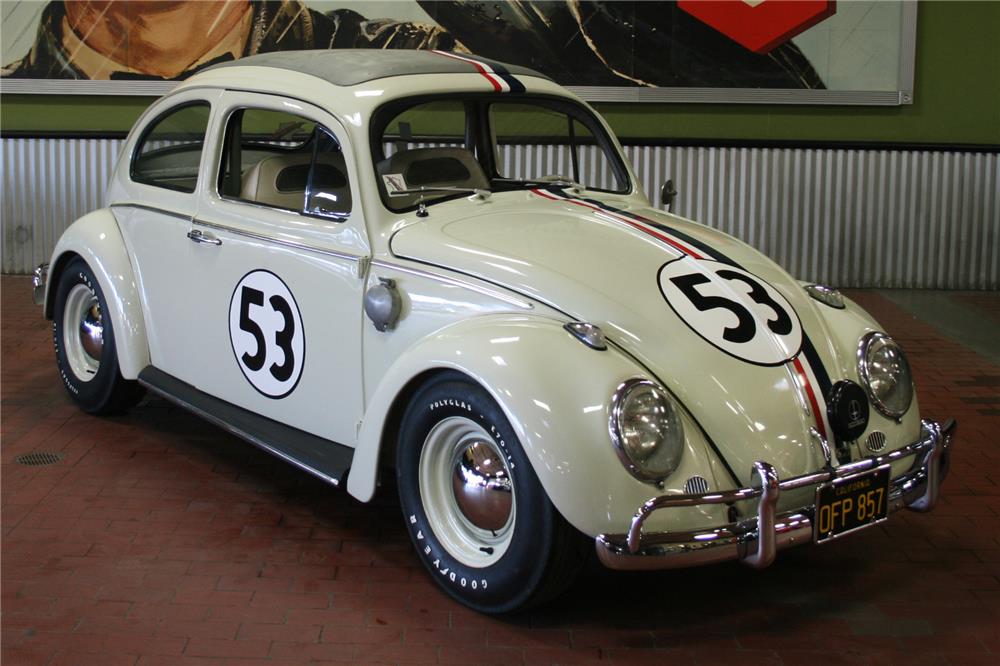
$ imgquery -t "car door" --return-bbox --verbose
[165,92,368,447]
[113,89,222,383]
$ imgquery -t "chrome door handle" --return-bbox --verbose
[187,229,222,246]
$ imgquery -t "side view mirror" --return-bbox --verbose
[661,178,678,211]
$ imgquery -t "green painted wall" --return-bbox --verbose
[2,1,998,145]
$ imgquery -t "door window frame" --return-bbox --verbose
[207,93,360,226]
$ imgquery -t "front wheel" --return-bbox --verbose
[52,258,143,414]
[396,372,586,613]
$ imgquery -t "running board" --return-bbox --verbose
[138,366,353,487]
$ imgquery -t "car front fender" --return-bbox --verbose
[46,209,149,380]
[347,314,731,538]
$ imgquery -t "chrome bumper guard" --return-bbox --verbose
[32,263,49,306]
[596,418,956,571]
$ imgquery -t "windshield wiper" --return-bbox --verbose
[494,176,583,191]
[388,185,491,198]
[388,186,491,217]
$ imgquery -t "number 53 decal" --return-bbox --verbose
[658,259,802,366]
[229,270,305,398]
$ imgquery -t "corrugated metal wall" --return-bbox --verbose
[625,146,999,289]
[2,137,123,276]
[3,137,998,287]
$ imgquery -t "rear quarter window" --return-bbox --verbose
[131,102,211,193]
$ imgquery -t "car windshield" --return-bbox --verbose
[372,95,630,212]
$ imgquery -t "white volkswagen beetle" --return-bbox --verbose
[34,50,955,613]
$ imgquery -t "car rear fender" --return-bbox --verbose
[346,314,731,537]
[45,209,149,380]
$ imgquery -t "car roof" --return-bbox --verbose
[203,49,549,87]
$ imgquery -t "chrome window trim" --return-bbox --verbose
[193,218,364,263]
[108,203,364,263]
[110,202,193,221]
[209,193,350,224]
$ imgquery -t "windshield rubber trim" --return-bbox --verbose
[368,92,632,216]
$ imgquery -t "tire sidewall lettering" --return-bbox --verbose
[429,399,472,412]
[54,319,81,396]
[405,397,506,596]
[52,260,122,410]
[398,376,558,611]
[402,395,515,598]
[488,424,515,471]
[419,548,488,592]
[56,270,102,392]
[58,273,98,386]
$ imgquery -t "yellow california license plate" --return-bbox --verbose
[814,465,891,543]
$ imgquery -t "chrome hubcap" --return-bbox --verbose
[451,440,513,532]
[419,417,516,568]
[63,284,102,382]
[79,303,104,360]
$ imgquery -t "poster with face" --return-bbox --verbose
[1,1,913,103]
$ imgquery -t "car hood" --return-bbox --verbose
[390,190,846,485]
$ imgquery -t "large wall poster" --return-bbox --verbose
[1,1,916,105]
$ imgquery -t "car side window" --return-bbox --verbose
[131,102,211,193]
[218,107,352,221]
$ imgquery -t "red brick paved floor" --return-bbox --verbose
[2,275,998,666]
[955,292,1000,325]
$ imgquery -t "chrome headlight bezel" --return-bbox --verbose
[857,332,914,420]
[609,378,685,483]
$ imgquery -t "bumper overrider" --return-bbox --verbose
[32,263,49,306]
[596,418,956,571]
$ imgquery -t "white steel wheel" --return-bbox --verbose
[397,372,587,612]
[62,283,103,383]
[52,258,144,414]
[418,416,516,568]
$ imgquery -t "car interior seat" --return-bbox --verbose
[376,147,489,208]
[240,151,351,217]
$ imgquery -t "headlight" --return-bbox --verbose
[609,379,684,482]
[858,332,914,419]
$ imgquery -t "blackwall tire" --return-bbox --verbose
[396,372,586,613]
[52,258,144,414]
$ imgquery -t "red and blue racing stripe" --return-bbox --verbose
[432,51,526,93]
[532,186,837,448]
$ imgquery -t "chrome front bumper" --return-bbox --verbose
[32,263,49,306]
[596,418,956,571]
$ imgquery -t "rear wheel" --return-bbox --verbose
[396,372,586,613]
[52,258,143,414]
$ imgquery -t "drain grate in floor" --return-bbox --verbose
[14,452,64,466]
